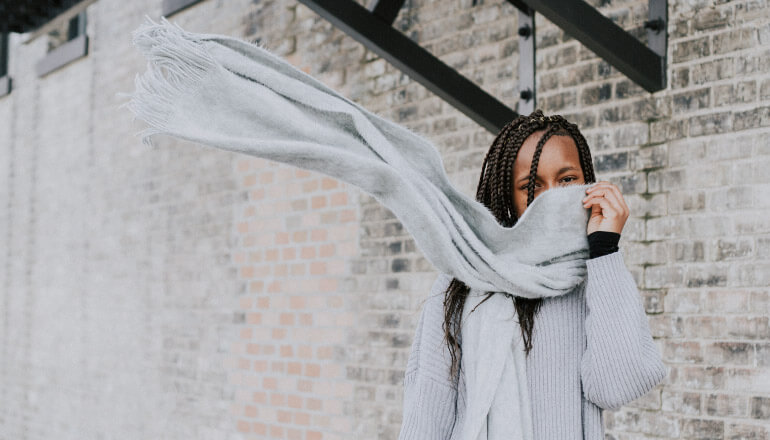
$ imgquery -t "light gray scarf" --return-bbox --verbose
[121,16,593,439]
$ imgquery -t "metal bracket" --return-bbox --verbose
[511,0,667,92]
[517,7,536,115]
[645,0,668,60]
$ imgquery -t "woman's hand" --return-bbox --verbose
[582,181,629,235]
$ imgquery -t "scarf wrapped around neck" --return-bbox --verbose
[121,16,593,440]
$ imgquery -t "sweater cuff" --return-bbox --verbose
[588,231,620,259]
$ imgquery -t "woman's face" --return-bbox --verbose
[512,130,585,217]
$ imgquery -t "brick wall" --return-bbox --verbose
[0,0,768,439]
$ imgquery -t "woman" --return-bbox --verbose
[398,110,667,439]
[124,19,664,438]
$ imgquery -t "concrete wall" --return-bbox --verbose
[0,0,768,438]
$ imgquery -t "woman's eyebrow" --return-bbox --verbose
[515,166,578,184]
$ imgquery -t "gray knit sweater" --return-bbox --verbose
[398,250,668,439]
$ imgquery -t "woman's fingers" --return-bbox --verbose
[584,194,618,217]
[584,187,627,217]
[583,181,630,234]
[603,183,629,216]
[584,182,629,217]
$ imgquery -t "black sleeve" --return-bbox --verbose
[587,231,621,259]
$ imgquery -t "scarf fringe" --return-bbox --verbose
[118,15,218,147]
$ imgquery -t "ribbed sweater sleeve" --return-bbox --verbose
[579,250,668,410]
[398,274,458,440]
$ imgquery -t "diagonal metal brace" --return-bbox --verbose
[297,0,518,134]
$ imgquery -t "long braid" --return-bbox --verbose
[500,143,517,224]
[526,124,559,206]
[441,109,597,383]
[565,123,595,183]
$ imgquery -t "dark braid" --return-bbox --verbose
[490,135,508,218]
[442,109,596,383]
[565,123,596,183]
[526,124,559,206]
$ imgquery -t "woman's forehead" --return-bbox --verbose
[516,134,579,165]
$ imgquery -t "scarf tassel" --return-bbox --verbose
[118,16,219,147]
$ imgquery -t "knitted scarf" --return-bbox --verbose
[121,16,593,439]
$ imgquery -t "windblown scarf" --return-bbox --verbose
[121,16,593,440]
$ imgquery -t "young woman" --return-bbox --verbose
[124,19,664,437]
[398,110,667,440]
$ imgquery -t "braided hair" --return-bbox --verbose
[442,109,596,383]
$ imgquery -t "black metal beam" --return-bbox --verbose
[511,0,666,92]
[297,0,517,134]
[368,0,406,25]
